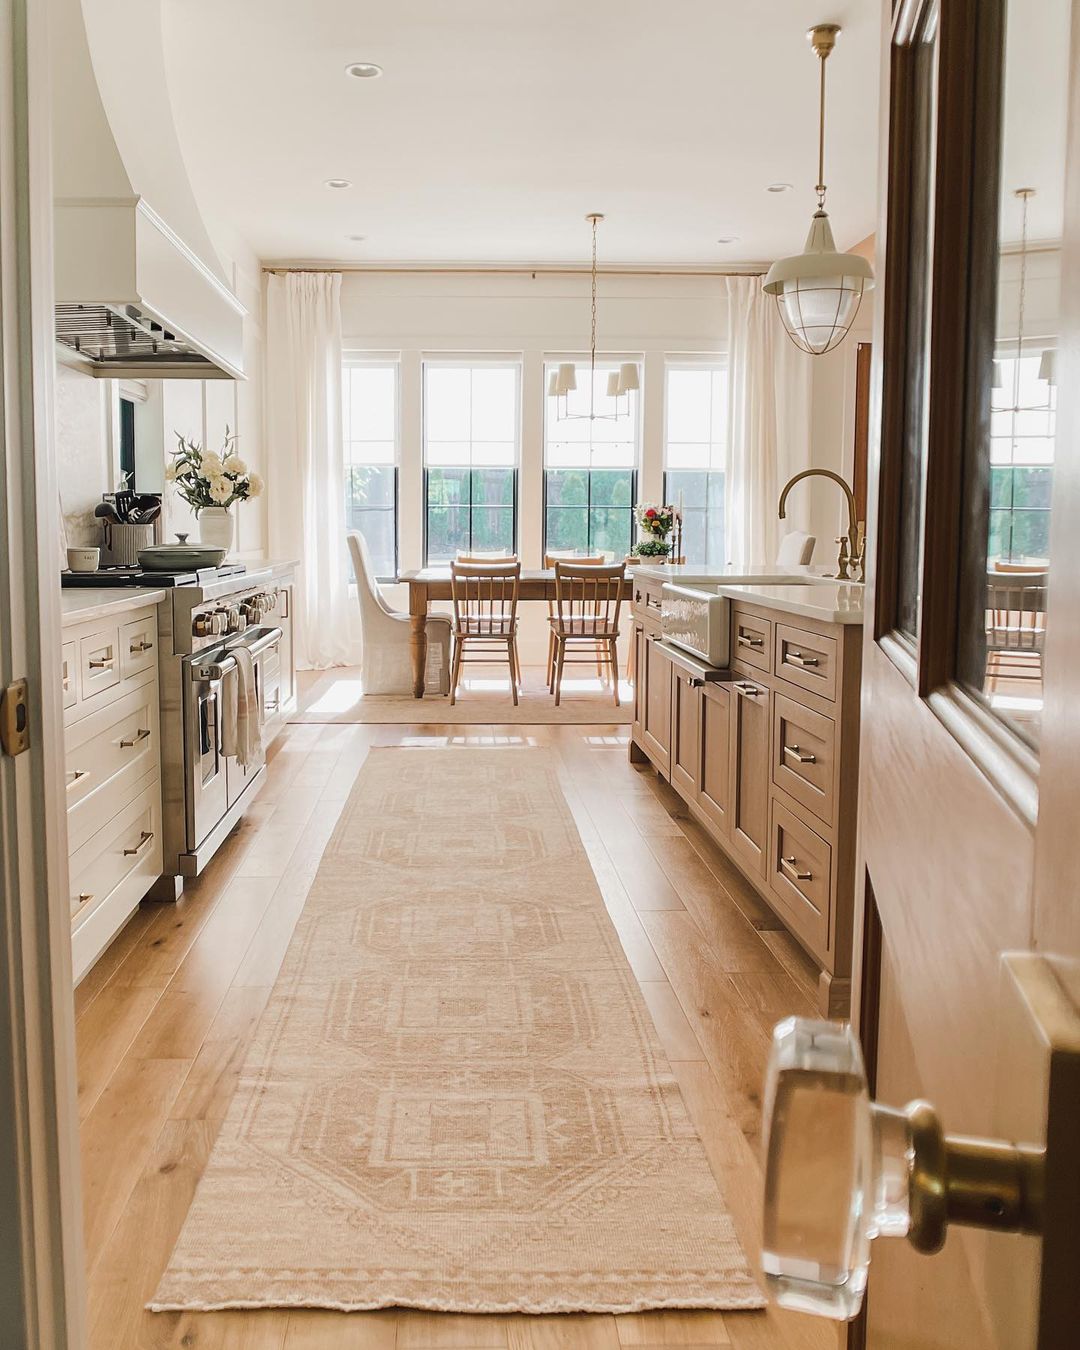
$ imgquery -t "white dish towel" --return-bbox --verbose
[219,644,262,768]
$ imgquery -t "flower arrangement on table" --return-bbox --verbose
[632,502,680,560]
[164,427,263,513]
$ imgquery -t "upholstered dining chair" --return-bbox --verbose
[347,532,451,695]
[549,560,624,707]
[448,559,522,706]
[544,551,606,687]
[775,530,816,567]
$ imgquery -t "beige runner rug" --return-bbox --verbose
[150,748,763,1314]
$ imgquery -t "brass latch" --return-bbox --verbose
[0,679,30,756]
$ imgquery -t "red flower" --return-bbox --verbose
[645,508,656,518]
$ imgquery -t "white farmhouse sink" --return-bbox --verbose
[660,584,732,667]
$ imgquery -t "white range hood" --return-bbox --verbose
[50,0,245,380]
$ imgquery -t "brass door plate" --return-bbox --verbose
[0,678,29,756]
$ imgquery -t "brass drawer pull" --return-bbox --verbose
[738,633,765,649]
[783,743,817,764]
[123,829,154,857]
[87,657,114,670]
[76,892,94,906]
[781,854,813,882]
[129,639,154,654]
[66,768,88,787]
[786,650,820,668]
[734,681,762,697]
[120,727,151,748]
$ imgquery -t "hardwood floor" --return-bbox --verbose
[76,713,840,1350]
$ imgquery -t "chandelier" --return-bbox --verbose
[549,213,639,421]
[763,23,874,355]
[995,188,1055,422]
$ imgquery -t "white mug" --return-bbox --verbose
[66,547,100,573]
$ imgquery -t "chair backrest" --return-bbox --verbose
[554,561,624,633]
[450,560,521,634]
[455,550,517,564]
[986,580,1047,650]
[348,531,397,624]
[775,530,816,567]
[544,551,606,568]
[992,559,1049,574]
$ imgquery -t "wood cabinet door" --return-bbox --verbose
[729,673,769,876]
[697,680,731,836]
[631,622,646,742]
[669,666,701,798]
[640,634,672,775]
[833,0,1080,1344]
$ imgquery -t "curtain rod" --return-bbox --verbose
[262,262,768,278]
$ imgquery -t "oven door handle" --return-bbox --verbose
[190,626,282,683]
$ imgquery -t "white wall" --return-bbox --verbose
[55,364,113,548]
[330,269,871,662]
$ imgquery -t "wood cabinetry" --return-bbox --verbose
[628,575,861,1016]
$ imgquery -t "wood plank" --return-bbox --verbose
[284,1310,396,1350]
[74,903,159,1019]
[615,1310,731,1345]
[397,1312,509,1348]
[638,981,706,1062]
[76,981,163,1119]
[168,986,273,1122]
[507,1313,622,1350]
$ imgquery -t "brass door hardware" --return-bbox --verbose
[128,639,154,653]
[122,829,154,857]
[785,650,819,668]
[0,679,29,756]
[783,744,816,763]
[87,656,114,670]
[119,728,151,748]
[738,633,765,649]
[780,856,813,882]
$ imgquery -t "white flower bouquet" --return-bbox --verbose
[165,427,263,513]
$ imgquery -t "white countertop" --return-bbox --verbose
[635,564,864,625]
[60,587,168,627]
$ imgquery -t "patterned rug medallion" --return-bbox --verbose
[150,748,764,1314]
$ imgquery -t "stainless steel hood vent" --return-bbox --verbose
[56,302,227,378]
[51,0,245,380]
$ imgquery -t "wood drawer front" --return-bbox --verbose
[774,623,838,701]
[61,641,77,710]
[733,610,772,671]
[772,693,837,828]
[730,671,770,875]
[120,614,157,679]
[66,685,160,853]
[69,782,161,931]
[633,577,665,623]
[78,627,121,701]
[768,798,832,956]
[698,681,731,836]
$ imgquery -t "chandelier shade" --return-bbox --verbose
[764,23,874,356]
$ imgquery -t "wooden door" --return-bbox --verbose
[854,0,1080,1343]
[641,634,672,775]
[728,673,769,875]
[697,681,731,836]
[669,665,701,798]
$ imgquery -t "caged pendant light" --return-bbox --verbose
[763,23,874,355]
[548,213,639,421]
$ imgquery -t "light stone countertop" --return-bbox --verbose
[634,564,864,625]
[60,587,169,628]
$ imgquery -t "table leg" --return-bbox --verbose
[409,584,428,699]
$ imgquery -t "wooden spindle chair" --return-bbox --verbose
[549,561,624,707]
[449,560,522,705]
[544,551,606,688]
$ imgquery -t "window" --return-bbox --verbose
[544,360,639,559]
[988,350,1054,564]
[344,361,398,581]
[423,361,519,562]
[663,362,727,567]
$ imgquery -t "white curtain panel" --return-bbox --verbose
[265,271,360,669]
[723,276,811,566]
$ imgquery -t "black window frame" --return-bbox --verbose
[542,467,638,559]
[423,464,519,564]
[662,468,727,568]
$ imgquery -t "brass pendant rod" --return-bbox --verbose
[816,48,827,208]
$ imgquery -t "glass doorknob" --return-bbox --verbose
[761,1017,1044,1321]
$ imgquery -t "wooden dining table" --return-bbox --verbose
[400,566,634,698]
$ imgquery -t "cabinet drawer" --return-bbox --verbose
[733,610,772,671]
[61,642,77,710]
[633,578,665,623]
[698,680,731,836]
[768,798,832,957]
[66,684,160,852]
[78,627,121,701]
[121,613,157,679]
[69,782,161,931]
[774,623,838,701]
[730,670,770,876]
[772,693,837,828]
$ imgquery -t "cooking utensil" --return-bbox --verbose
[138,534,225,571]
[94,501,121,523]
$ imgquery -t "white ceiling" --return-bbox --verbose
[160,0,881,268]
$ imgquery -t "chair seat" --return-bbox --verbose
[549,616,620,639]
[456,617,516,637]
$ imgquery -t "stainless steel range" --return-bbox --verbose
[156,568,285,887]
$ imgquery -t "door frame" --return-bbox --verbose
[0,0,84,1345]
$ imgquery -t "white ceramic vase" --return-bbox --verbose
[199,506,234,555]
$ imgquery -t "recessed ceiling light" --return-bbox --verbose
[346,234,366,242]
[766,182,794,193]
[345,62,382,79]
[324,178,352,190]
[716,236,740,244]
